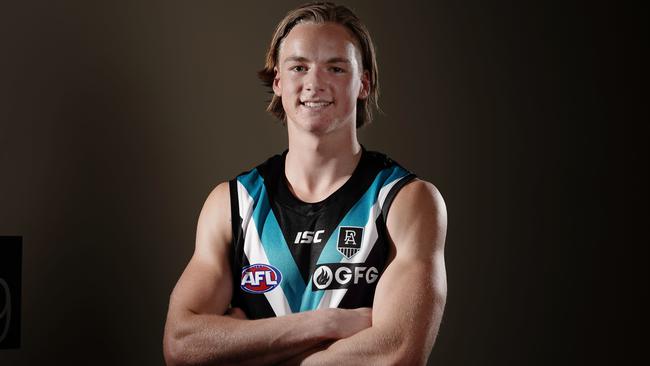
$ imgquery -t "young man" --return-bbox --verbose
[163,2,447,365]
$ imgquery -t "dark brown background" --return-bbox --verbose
[0,1,646,365]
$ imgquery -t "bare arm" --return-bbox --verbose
[162,182,372,366]
[296,179,448,365]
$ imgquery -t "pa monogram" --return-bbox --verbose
[337,226,363,259]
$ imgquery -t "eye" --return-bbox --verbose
[290,65,307,72]
[330,66,345,73]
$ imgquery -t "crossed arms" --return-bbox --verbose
[163,178,447,365]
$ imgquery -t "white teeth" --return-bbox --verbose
[302,101,331,108]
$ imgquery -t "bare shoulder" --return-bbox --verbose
[194,181,232,264]
[388,178,447,226]
[203,181,231,217]
[398,178,445,214]
[386,178,447,256]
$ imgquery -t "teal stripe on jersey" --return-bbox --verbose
[238,169,306,313]
[299,165,410,311]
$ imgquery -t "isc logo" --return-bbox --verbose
[240,264,282,294]
[294,230,325,244]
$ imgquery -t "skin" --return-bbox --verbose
[163,21,447,365]
[274,21,369,137]
[273,22,370,202]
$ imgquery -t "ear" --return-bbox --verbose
[358,70,370,100]
[272,66,282,97]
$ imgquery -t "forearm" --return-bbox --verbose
[299,325,411,366]
[301,260,445,366]
[165,309,334,366]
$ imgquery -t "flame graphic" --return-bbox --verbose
[316,269,330,285]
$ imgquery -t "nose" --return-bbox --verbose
[304,68,326,92]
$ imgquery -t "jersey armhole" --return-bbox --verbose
[381,173,417,224]
[228,179,242,308]
[228,179,241,249]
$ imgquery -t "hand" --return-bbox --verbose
[279,308,373,366]
[224,307,248,320]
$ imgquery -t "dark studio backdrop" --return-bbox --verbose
[0,0,647,365]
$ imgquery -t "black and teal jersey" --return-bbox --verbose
[228,146,416,319]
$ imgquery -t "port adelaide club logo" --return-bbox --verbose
[240,264,282,294]
[337,226,363,259]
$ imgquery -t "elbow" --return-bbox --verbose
[163,324,196,366]
[163,330,185,366]
[163,308,205,366]
[379,335,430,366]
[384,347,427,366]
[163,323,234,366]
[163,335,203,366]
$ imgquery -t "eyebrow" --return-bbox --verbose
[283,56,351,64]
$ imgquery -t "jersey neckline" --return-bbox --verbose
[275,145,369,212]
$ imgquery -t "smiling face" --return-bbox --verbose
[273,22,369,135]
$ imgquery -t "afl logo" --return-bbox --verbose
[240,264,282,294]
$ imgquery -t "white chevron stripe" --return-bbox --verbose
[317,175,408,309]
[237,180,292,316]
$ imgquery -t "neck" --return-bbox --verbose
[284,120,362,203]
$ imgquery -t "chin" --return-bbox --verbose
[289,116,336,135]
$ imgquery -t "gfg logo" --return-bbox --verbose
[312,263,379,290]
[240,264,282,294]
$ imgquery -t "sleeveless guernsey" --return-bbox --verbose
[228,146,416,319]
